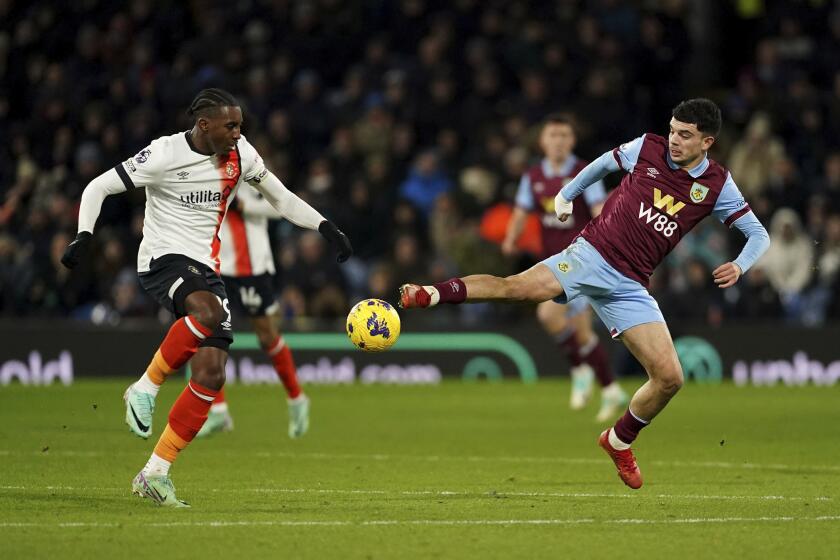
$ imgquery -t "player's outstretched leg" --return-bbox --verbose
[400,264,565,309]
[124,314,214,438]
[196,388,234,438]
[253,317,309,439]
[598,322,683,489]
[133,346,226,507]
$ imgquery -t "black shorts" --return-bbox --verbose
[138,254,233,349]
[222,273,278,317]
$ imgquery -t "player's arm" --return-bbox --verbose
[60,168,128,268]
[247,170,353,262]
[711,174,771,288]
[502,174,535,255]
[62,142,163,269]
[555,135,645,221]
[237,188,286,219]
[582,178,608,218]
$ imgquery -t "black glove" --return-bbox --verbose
[318,220,353,263]
[61,231,93,269]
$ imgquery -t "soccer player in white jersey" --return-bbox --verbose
[195,183,310,439]
[61,89,352,506]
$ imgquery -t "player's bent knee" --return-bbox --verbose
[648,354,683,396]
[661,374,684,397]
[657,367,684,396]
[190,302,224,330]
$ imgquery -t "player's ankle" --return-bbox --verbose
[608,428,631,451]
[431,278,466,305]
[142,453,171,477]
[422,286,440,306]
[135,373,161,397]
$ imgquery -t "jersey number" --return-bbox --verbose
[239,286,263,311]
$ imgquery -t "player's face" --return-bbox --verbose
[668,118,714,167]
[200,106,243,155]
[540,123,575,162]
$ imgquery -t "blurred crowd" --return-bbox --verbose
[2,0,840,327]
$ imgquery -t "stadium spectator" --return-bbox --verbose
[754,207,815,321]
[727,112,786,199]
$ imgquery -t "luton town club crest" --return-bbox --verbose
[690,182,709,203]
[226,162,237,178]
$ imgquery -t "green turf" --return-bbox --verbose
[1,379,839,559]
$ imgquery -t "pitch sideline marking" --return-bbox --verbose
[0,485,831,502]
[3,516,840,529]
[3,448,839,474]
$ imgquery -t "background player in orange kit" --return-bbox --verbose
[197,183,310,439]
[502,114,627,421]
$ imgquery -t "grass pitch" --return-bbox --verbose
[1,379,839,559]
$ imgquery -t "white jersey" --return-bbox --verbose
[218,184,282,277]
[115,132,267,273]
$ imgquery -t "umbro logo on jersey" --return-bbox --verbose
[187,266,200,275]
[177,171,190,180]
[646,167,659,178]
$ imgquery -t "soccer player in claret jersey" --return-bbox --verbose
[61,89,352,506]
[401,99,770,489]
[196,183,309,439]
[502,114,628,421]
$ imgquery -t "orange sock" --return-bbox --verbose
[265,335,301,399]
[153,380,219,463]
[145,316,214,385]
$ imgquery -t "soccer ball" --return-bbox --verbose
[346,299,401,352]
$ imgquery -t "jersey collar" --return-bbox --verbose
[541,155,578,178]
[185,130,214,156]
[666,151,709,178]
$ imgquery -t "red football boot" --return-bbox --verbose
[398,284,431,309]
[598,429,643,489]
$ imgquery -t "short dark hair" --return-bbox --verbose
[542,112,576,133]
[672,98,721,137]
[187,88,240,119]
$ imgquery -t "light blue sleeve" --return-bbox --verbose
[613,134,646,173]
[582,179,607,207]
[731,212,770,273]
[559,151,619,201]
[514,174,534,211]
[712,174,749,224]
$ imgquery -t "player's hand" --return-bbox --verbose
[318,220,353,263]
[713,262,742,289]
[61,231,93,269]
[555,193,573,222]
